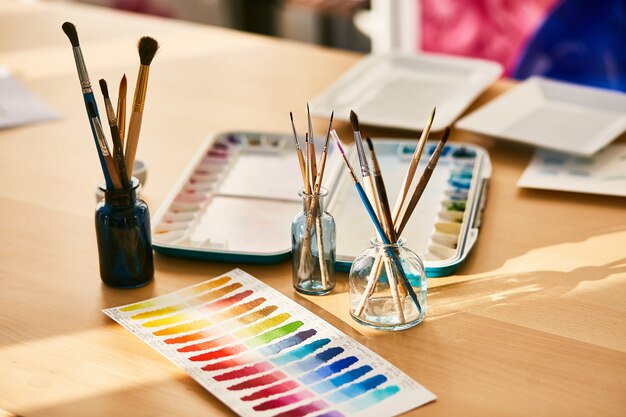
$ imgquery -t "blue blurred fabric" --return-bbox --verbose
[513,0,626,92]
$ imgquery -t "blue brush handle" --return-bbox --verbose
[355,182,422,313]
[83,92,113,189]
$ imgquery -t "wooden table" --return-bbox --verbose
[1,1,625,416]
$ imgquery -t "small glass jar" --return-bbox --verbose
[349,237,426,330]
[291,188,336,295]
[95,177,154,288]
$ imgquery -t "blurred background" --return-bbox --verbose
[54,0,626,91]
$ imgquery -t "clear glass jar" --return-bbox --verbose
[291,188,335,295]
[95,177,154,288]
[349,237,426,330]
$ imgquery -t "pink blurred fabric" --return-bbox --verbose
[420,0,559,75]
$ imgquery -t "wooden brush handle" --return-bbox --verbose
[124,110,143,175]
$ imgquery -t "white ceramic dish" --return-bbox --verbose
[311,52,502,132]
[455,77,626,156]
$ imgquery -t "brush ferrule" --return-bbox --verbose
[92,117,110,157]
[72,47,92,93]
[133,65,150,112]
[104,99,117,126]
[353,132,370,177]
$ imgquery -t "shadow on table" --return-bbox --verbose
[427,257,626,322]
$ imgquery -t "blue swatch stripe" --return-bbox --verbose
[285,347,344,374]
[299,356,358,385]
[270,338,331,366]
[258,329,316,356]
[311,365,374,395]
[326,374,388,404]
[345,385,401,412]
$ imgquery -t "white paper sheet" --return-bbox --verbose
[0,66,58,129]
[103,269,436,417]
[518,145,626,197]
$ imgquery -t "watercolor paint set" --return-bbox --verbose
[151,132,490,277]
[103,269,436,417]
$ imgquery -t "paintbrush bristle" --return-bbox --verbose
[99,79,109,99]
[365,136,375,152]
[428,107,436,125]
[61,22,80,47]
[350,110,360,132]
[138,36,159,66]
[120,74,127,94]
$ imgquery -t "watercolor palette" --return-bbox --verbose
[151,132,490,276]
[151,132,341,263]
[103,269,436,416]
[331,140,490,275]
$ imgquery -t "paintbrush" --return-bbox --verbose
[365,137,406,308]
[397,127,451,234]
[390,107,436,230]
[331,130,421,314]
[365,137,397,243]
[116,74,127,151]
[355,127,450,317]
[306,104,317,188]
[61,22,114,190]
[125,36,159,174]
[289,112,307,187]
[350,111,383,222]
[99,79,130,188]
[86,102,122,190]
[313,111,333,193]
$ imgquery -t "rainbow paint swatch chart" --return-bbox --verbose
[103,269,436,416]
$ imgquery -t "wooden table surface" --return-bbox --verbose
[1,1,625,416]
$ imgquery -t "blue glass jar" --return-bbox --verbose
[95,178,154,288]
[291,188,336,295]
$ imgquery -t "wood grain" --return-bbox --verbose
[0,1,625,416]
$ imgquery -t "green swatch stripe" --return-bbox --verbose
[246,321,304,348]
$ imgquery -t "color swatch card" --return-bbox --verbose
[518,144,626,197]
[103,269,436,417]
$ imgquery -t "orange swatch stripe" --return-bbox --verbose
[211,298,266,322]
[164,328,223,345]
[193,283,243,305]
[178,335,238,353]
[178,276,232,297]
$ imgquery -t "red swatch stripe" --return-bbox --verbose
[204,290,253,313]
[253,390,315,411]
[164,328,223,345]
[227,370,287,391]
[241,380,301,402]
[178,335,237,353]
[273,400,329,417]
[189,344,247,362]
[202,353,261,372]
[213,361,274,382]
